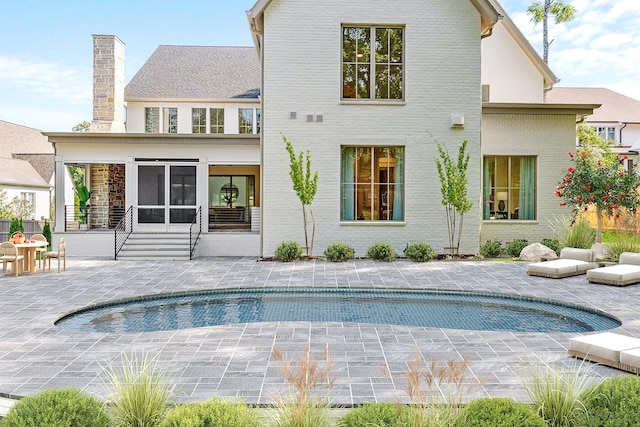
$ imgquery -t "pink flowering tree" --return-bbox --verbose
[556,147,640,243]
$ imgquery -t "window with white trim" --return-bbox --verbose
[596,126,616,142]
[342,26,404,100]
[163,107,178,133]
[192,108,206,133]
[20,192,35,219]
[483,156,536,220]
[238,108,254,134]
[341,146,404,221]
[210,108,224,134]
[145,107,159,133]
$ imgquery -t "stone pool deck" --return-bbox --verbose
[0,257,637,410]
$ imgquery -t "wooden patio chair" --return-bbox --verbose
[44,238,66,273]
[30,233,49,270]
[1,242,25,278]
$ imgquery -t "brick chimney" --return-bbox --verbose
[91,35,125,133]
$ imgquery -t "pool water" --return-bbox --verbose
[55,288,621,334]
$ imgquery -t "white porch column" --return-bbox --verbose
[54,156,66,233]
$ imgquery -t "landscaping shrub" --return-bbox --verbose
[505,239,528,258]
[541,238,560,256]
[560,220,596,249]
[581,375,640,427]
[479,240,503,258]
[1,387,109,427]
[102,352,173,427]
[159,398,260,427]
[275,241,304,262]
[607,231,640,262]
[8,217,23,235]
[324,242,355,262]
[366,242,397,262]
[456,397,546,427]
[522,362,593,427]
[336,402,413,427]
[42,219,52,247]
[404,242,437,262]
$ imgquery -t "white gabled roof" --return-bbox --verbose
[247,0,501,53]
[487,0,559,90]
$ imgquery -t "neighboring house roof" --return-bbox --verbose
[13,154,55,183]
[125,46,260,101]
[546,87,640,124]
[487,0,559,90]
[247,0,502,52]
[0,157,51,189]
[0,120,53,158]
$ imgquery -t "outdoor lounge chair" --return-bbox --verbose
[587,252,640,286]
[569,332,640,374]
[526,247,595,279]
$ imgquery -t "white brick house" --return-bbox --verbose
[46,0,595,259]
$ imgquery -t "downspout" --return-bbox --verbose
[620,122,627,146]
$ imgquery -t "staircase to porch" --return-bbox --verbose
[116,232,193,260]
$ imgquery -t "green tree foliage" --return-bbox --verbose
[283,133,319,257]
[555,142,640,243]
[527,0,577,64]
[72,120,91,132]
[0,185,13,219]
[436,140,473,255]
[9,217,24,235]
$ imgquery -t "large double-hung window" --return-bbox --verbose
[341,146,404,221]
[483,156,536,220]
[342,26,404,100]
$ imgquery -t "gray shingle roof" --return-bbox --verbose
[0,157,51,188]
[13,154,55,183]
[547,87,640,123]
[0,120,53,159]
[125,46,260,100]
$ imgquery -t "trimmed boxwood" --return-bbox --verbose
[457,397,546,427]
[275,241,304,262]
[324,242,355,262]
[404,243,437,262]
[581,375,640,427]
[1,387,109,427]
[336,402,418,427]
[505,239,528,258]
[479,240,503,258]
[159,399,260,427]
[366,242,397,262]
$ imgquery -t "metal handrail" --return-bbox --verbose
[114,206,133,260]
[189,206,202,260]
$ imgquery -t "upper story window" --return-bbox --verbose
[342,26,404,100]
[239,108,254,134]
[256,108,261,134]
[341,146,404,221]
[483,156,536,221]
[210,108,224,134]
[145,107,159,133]
[20,192,35,219]
[163,107,178,133]
[596,126,616,142]
[192,108,206,133]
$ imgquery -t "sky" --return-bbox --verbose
[0,0,639,132]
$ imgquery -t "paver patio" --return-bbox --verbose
[0,257,636,407]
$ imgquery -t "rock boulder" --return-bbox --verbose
[519,243,558,262]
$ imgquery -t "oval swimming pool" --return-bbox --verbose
[55,288,620,334]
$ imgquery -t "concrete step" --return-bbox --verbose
[117,232,196,260]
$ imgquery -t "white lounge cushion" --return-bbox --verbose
[569,332,640,362]
[587,264,640,286]
[527,259,591,278]
[620,347,640,372]
[560,248,595,262]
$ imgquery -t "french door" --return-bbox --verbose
[137,163,197,231]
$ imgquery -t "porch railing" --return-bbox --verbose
[64,205,126,231]
[114,206,133,260]
[190,206,202,260]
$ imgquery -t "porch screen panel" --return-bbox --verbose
[170,166,196,223]
[138,165,165,223]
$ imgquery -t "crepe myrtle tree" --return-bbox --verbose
[436,139,473,255]
[527,0,576,64]
[556,147,640,243]
[283,133,319,258]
